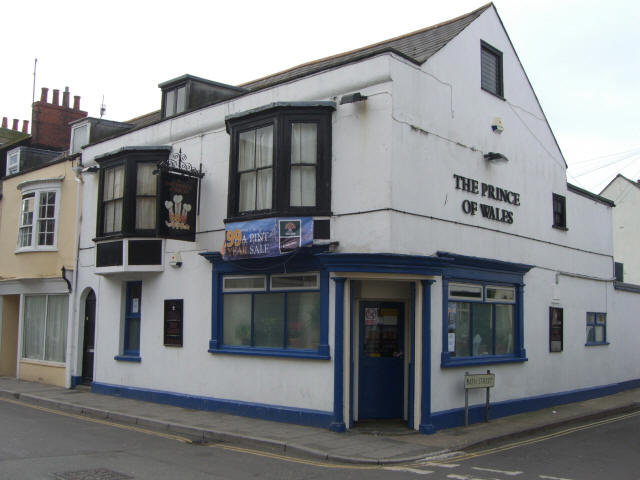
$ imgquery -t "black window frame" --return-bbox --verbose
[95,147,171,240]
[162,84,188,118]
[552,193,567,229]
[225,104,334,222]
[481,40,504,98]
[549,307,563,352]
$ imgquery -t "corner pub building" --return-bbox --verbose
[69,4,640,433]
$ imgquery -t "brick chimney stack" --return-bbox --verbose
[22,120,29,133]
[62,87,70,108]
[31,86,87,150]
[12,119,19,130]
[1,117,6,128]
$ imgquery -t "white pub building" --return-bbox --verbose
[68,4,640,433]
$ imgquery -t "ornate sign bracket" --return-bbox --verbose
[154,149,205,179]
[155,148,205,220]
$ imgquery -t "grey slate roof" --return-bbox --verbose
[85,4,492,145]
[0,128,30,150]
[241,3,491,92]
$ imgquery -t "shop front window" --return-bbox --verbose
[444,281,523,367]
[222,273,320,351]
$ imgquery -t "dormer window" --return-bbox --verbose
[159,74,246,119]
[70,123,89,154]
[7,150,19,175]
[163,86,187,117]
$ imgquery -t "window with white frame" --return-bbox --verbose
[7,151,20,175]
[222,272,321,350]
[70,123,90,154]
[16,181,61,251]
[22,294,68,363]
[446,282,516,358]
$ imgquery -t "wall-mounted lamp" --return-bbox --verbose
[340,92,368,105]
[484,152,509,163]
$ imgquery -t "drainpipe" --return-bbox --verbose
[65,161,84,389]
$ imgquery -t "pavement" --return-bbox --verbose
[1,376,639,465]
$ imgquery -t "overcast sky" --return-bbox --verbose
[2,0,638,193]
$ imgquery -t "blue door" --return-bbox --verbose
[358,302,404,419]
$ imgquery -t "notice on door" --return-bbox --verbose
[365,308,379,325]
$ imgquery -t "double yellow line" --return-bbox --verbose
[425,409,640,464]
[3,396,638,472]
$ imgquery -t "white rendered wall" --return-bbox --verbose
[72,6,640,419]
[601,177,640,284]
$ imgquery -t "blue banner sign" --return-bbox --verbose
[222,217,314,260]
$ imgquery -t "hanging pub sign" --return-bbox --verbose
[222,217,313,260]
[158,172,199,241]
[155,149,204,242]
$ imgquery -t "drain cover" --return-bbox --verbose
[53,468,133,480]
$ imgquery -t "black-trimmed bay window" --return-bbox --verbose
[210,271,329,359]
[442,280,525,367]
[95,147,171,238]
[225,103,334,221]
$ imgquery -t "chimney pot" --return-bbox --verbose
[1,117,7,128]
[63,87,70,108]
[40,87,49,102]
[52,89,60,106]
[12,119,19,130]
[73,96,80,110]
[22,120,29,133]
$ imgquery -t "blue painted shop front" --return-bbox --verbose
[199,249,531,433]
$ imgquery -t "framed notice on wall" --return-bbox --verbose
[549,307,563,352]
[164,299,183,347]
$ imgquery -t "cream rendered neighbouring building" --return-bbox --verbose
[0,158,78,386]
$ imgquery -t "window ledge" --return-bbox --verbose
[209,345,330,360]
[114,355,141,362]
[441,353,527,368]
[552,225,568,231]
[225,209,332,224]
[20,358,65,367]
[15,247,58,254]
[481,87,505,101]
[585,342,609,347]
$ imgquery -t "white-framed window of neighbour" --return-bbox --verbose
[586,312,607,345]
[16,180,61,251]
[443,280,525,367]
[70,123,90,154]
[7,150,20,175]
[221,272,322,354]
[21,294,68,363]
[481,40,504,98]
